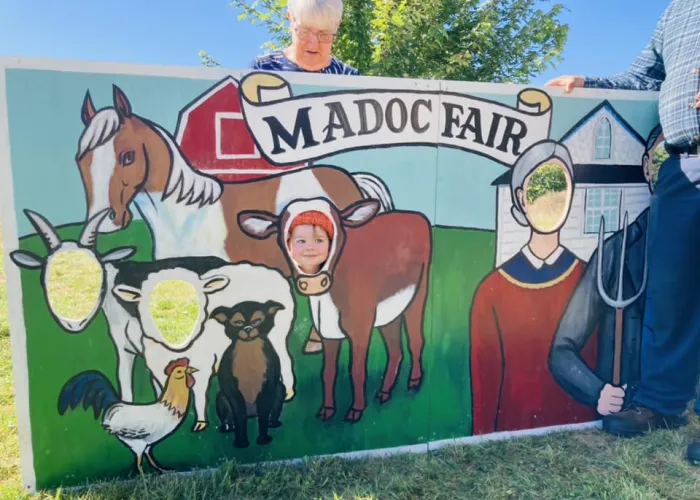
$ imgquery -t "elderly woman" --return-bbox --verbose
[251,0,359,75]
[251,0,357,356]
[469,140,597,435]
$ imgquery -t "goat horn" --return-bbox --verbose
[24,210,61,252]
[79,209,110,248]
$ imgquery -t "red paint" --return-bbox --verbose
[470,262,597,434]
[176,77,306,182]
[238,200,432,423]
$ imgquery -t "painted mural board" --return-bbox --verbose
[0,56,660,493]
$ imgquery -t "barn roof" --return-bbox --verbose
[490,163,648,186]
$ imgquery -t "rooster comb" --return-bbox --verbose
[165,358,189,375]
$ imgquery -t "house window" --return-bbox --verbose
[584,188,621,234]
[595,118,612,159]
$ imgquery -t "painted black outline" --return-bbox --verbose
[234,71,554,169]
[237,195,432,424]
[559,100,646,146]
[56,362,196,474]
[10,209,137,335]
[581,187,624,236]
[490,139,577,238]
[73,82,398,266]
[171,75,311,184]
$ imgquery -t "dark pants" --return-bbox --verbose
[633,154,700,415]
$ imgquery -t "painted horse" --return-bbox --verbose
[73,82,395,376]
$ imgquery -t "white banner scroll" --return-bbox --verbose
[239,72,553,167]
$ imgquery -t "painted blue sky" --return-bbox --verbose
[0,0,667,86]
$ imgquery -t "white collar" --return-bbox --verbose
[521,245,564,270]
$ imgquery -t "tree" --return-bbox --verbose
[198,50,221,67]
[203,0,569,83]
[526,163,567,203]
[650,141,668,187]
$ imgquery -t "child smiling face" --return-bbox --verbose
[288,224,330,275]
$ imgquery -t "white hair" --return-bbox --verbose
[288,0,344,30]
[510,140,574,227]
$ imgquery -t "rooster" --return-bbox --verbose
[58,358,198,474]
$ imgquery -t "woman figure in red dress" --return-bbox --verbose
[470,140,597,435]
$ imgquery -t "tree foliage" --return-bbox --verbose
[208,0,569,83]
[526,163,567,203]
[651,141,668,187]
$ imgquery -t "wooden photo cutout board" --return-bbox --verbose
[0,57,661,492]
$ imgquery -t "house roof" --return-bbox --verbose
[492,100,650,187]
[559,100,646,146]
[491,163,647,186]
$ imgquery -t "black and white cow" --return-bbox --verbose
[11,209,296,432]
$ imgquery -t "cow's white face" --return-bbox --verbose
[238,197,381,297]
[112,267,230,350]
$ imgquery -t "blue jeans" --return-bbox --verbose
[632,154,700,415]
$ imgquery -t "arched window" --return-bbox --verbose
[595,118,612,159]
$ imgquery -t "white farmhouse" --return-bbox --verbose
[493,100,652,266]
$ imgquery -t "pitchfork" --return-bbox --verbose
[596,211,648,386]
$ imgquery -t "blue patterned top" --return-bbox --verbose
[583,0,700,148]
[251,50,360,76]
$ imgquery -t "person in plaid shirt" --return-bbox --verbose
[547,0,700,465]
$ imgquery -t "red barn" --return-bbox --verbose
[174,76,306,183]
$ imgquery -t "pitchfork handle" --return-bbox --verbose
[613,308,623,386]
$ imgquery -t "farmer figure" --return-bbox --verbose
[547,0,700,464]
[549,125,665,416]
[251,0,359,75]
[470,140,597,434]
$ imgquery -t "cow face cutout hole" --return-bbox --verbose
[522,161,572,234]
[45,249,103,324]
[148,280,200,347]
[286,211,334,276]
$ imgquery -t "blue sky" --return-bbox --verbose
[0,0,667,85]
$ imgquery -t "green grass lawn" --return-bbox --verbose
[2,221,700,498]
[14,222,493,490]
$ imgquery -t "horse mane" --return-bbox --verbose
[152,124,223,207]
[77,109,120,160]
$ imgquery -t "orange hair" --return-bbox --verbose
[288,210,334,241]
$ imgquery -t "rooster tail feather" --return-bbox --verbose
[58,370,120,420]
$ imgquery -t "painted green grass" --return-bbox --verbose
[2,222,700,498]
[13,222,494,490]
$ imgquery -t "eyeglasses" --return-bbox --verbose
[293,27,336,43]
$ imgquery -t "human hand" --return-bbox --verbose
[545,75,585,93]
[696,89,700,109]
[596,383,627,415]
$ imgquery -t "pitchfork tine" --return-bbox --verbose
[597,211,644,309]
[616,211,629,302]
[596,215,606,303]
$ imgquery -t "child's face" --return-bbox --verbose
[288,224,330,274]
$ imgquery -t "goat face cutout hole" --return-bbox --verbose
[148,279,200,347]
[522,161,573,234]
[46,249,103,324]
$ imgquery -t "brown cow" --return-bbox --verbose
[238,198,432,423]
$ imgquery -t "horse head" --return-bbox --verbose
[75,85,170,233]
